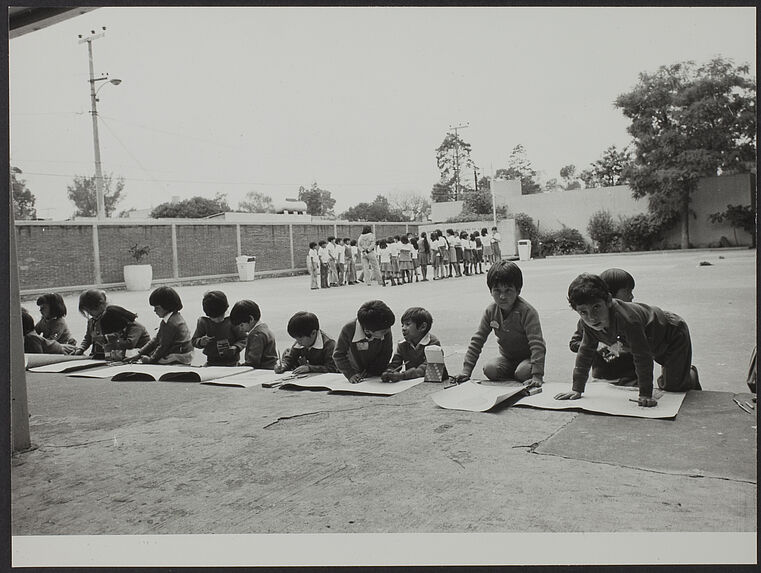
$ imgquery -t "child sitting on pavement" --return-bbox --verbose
[274,311,338,374]
[334,299,395,383]
[555,273,701,408]
[230,299,278,369]
[452,260,545,388]
[22,307,67,354]
[569,268,637,386]
[192,290,247,366]
[381,306,446,382]
[98,305,150,362]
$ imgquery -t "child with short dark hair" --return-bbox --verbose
[192,290,246,366]
[452,260,545,387]
[99,305,150,361]
[555,273,701,408]
[398,235,414,284]
[569,268,637,385]
[378,239,395,286]
[274,311,337,374]
[229,299,278,369]
[307,242,321,290]
[23,307,66,354]
[134,287,193,364]
[35,293,76,345]
[318,240,331,289]
[334,300,395,383]
[381,307,445,382]
[73,289,110,358]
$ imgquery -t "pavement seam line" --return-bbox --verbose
[262,401,417,429]
[530,450,757,485]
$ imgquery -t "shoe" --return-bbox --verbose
[421,278,429,281]
[610,377,638,387]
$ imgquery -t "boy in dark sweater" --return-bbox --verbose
[192,291,247,366]
[381,307,445,382]
[274,311,337,374]
[334,300,395,383]
[230,299,278,369]
[555,273,701,408]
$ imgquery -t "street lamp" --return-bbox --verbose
[79,27,121,219]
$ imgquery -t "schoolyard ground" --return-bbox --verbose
[11,248,757,565]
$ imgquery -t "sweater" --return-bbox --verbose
[24,332,65,354]
[281,330,338,373]
[572,300,688,398]
[462,298,546,378]
[242,321,278,369]
[139,312,193,362]
[35,317,75,345]
[333,319,393,379]
[386,332,444,380]
[191,316,246,366]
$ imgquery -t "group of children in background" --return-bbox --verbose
[23,257,704,407]
[306,226,503,289]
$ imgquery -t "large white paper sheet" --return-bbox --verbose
[27,358,108,373]
[431,380,529,412]
[69,364,252,382]
[202,369,295,388]
[280,372,424,395]
[515,382,687,419]
[25,353,93,369]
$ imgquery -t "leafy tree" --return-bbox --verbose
[11,166,37,220]
[495,144,542,194]
[618,214,665,252]
[435,132,473,200]
[560,164,582,190]
[431,181,454,203]
[587,209,620,252]
[239,191,275,213]
[150,193,230,218]
[341,195,405,222]
[513,212,541,244]
[388,191,431,221]
[544,178,561,192]
[66,173,125,218]
[615,57,756,248]
[298,182,336,217]
[709,204,756,247]
[461,188,495,216]
[477,176,491,191]
[579,145,633,188]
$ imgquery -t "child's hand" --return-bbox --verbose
[348,372,365,384]
[637,396,658,407]
[451,373,470,384]
[554,391,582,400]
[293,365,310,375]
[198,336,212,347]
[139,355,153,364]
[72,347,85,356]
[123,354,142,363]
[273,364,286,374]
[381,371,402,383]
[524,377,543,388]
[61,344,77,355]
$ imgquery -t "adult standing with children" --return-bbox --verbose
[357,225,382,287]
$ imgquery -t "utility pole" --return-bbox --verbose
[473,165,479,192]
[448,123,469,201]
[79,27,108,219]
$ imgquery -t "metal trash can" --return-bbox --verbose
[517,240,532,261]
[236,255,256,281]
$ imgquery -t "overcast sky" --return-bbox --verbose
[9,6,756,219]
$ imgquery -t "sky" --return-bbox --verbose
[9,6,756,219]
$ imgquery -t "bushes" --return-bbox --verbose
[538,227,588,256]
[513,212,540,243]
[617,214,664,252]
[587,210,620,252]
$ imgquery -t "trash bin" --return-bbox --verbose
[517,240,532,261]
[236,255,256,281]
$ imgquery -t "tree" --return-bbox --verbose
[587,209,620,252]
[579,145,633,188]
[495,144,542,194]
[615,57,756,248]
[544,178,561,192]
[341,195,405,222]
[66,173,125,218]
[150,193,230,218]
[388,191,431,221]
[435,132,473,200]
[559,164,582,190]
[11,166,37,220]
[239,191,275,213]
[431,181,454,203]
[709,204,756,247]
[298,182,336,217]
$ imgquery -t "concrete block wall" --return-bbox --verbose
[16,224,95,288]
[99,225,174,283]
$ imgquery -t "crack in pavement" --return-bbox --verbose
[262,402,417,429]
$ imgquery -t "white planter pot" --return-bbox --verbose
[123,264,153,291]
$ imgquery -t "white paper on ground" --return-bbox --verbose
[515,381,686,419]
[202,369,296,388]
[69,364,252,382]
[27,358,108,373]
[25,353,91,369]
[280,372,424,395]
[431,380,529,412]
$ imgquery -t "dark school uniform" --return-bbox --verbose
[192,316,247,366]
[333,319,393,379]
[35,317,76,345]
[281,330,338,373]
[138,312,193,363]
[242,321,278,369]
[24,332,65,354]
[570,320,635,381]
[385,332,446,380]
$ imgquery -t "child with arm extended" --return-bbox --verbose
[134,287,193,365]
[192,290,246,366]
[99,305,150,361]
[73,289,110,358]
[229,299,278,369]
[333,299,395,383]
[452,261,545,388]
[568,268,637,385]
[274,311,337,374]
[555,273,701,407]
[35,293,76,345]
[381,307,446,382]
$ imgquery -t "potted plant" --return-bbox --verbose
[123,243,153,291]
